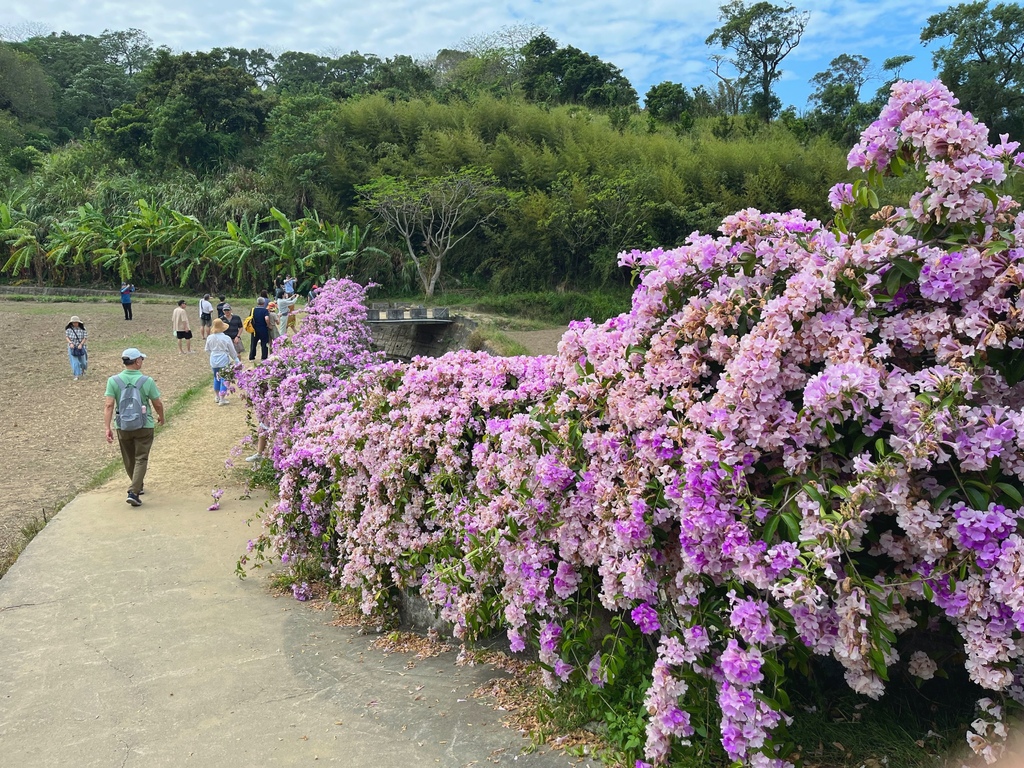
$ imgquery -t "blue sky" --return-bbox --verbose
[6,0,957,111]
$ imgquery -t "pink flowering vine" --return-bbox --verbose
[238,81,1024,767]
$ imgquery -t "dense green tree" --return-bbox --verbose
[0,44,54,124]
[95,49,270,170]
[210,46,277,88]
[542,170,655,285]
[99,28,155,77]
[365,55,435,100]
[273,51,335,93]
[921,1,1024,138]
[260,93,338,218]
[521,34,637,108]
[13,30,152,139]
[810,53,869,103]
[706,0,809,121]
[644,81,693,123]
[807,54,874,144]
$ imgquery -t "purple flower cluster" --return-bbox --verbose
[239,82,1024,766]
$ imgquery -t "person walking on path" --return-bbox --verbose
[205,318,240,405]
[172,299,194,353]
[104,348,164,507]
[65,315,88,380]
[198,294,215,340]
[221,304,244,354]
[216,295,227,320]
[266,301,281,344]
[248,297,271,362]
[277,292,298,336]
[120,281,135,320]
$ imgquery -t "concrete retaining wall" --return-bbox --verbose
[369,314,476,361]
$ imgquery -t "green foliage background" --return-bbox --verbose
[0,8,1017,314]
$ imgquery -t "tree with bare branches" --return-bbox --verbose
[358,169,507,298]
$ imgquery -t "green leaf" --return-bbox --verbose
[965,486,989,510]
[995,482,1023,506]
[981,185,1000,208]
[885,266,903,295]
[892,257,921,279]
[781,511,801,540]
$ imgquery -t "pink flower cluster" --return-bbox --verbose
[239,82,1024,766]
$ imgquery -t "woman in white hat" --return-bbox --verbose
[65,315,88,380]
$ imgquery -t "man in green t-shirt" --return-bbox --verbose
[104,348,165,507]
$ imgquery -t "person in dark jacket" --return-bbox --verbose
[249,297,271,361]
[221,304,244,354]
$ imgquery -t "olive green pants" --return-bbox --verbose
[117,427,155,495]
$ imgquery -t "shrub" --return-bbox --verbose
[240,81,1024,767]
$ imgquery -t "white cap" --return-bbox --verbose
[121,348,147,361]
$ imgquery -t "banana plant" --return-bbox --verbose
[204,214,270,290]
[0,203,48,284]
[48,204,113,278]
[159,210,212,287]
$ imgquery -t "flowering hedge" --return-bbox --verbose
[240,82,1024,767]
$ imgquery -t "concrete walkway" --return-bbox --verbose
[0,405,583,767]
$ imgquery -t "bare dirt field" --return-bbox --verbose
[0,298,218,567]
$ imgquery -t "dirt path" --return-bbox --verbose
[0,299,215,568]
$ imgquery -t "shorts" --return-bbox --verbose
[200,313,212,326]
[176,330,193,339]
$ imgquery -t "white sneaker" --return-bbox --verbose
[245,454,261,462]
[219,398,229,405]
[74,377,79,381]
[215,396,222,404]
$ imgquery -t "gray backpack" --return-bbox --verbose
[115,373,150,431]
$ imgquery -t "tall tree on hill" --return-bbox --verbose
[12,30,151,139]
[921,1,1024,139]
[457,23,545,96]
[0,43,54,125]
[706,0,809,122]
[644,81,693,123]
[807,54,874,144]
[95,49,270,170]
[521,33,637,108]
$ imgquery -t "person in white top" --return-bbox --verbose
[277,292,299,336]
[198,293,215,340]
[204,318,240,404]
